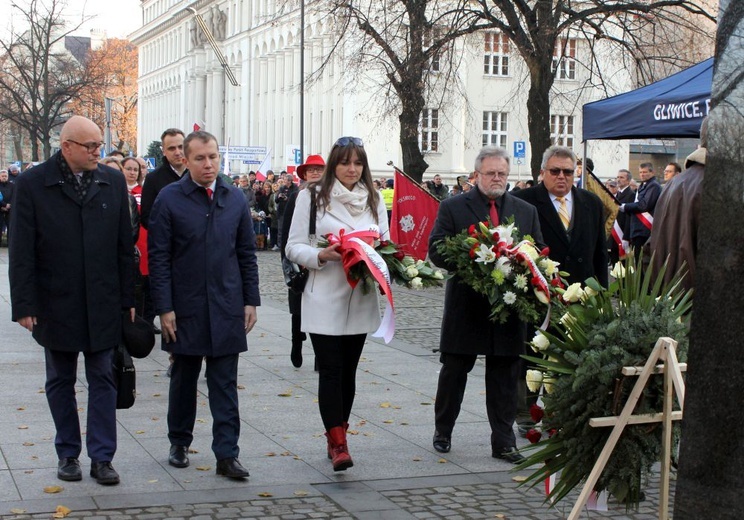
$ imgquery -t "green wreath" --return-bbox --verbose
[520,257,692,507]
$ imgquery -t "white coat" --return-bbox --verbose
[286,186,389,336]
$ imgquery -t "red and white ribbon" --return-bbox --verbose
[637,212,654,231]
[611,220,626,259]
[326,228,396,343]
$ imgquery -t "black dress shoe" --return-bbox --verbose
[57,457,82,481]
[90,461,120,485]
[290,342,303,368]
[492,446,525,464]
[169,445,190,468]
[216,457,250,479]
[432,431,451,453]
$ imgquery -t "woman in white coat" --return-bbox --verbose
[285,137,389,471]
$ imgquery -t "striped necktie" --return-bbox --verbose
[556,196,570,230]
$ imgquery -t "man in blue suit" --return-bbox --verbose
[148,131,260,479]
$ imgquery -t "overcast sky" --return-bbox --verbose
[0,0,143,40]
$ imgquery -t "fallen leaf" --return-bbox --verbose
[10,508,26,514]
[135,430,145,434]
[17,425,28,430]
[151,417,159,421]
[196,418,207,423]
[237,384,246,390]
[277,390,293,397]
[188,448,199,454]
[257,492,273,497]
[23,442,35,446]
[347,430,359,435]
[412,457,422,461]
[293,456,302,460]
[494,514,506,518]
[437,458,447,464]
[391,373,399,376]
[148,479,159,483]
[31,456,39,460]
[24,470,34,474]
[356,420,367,426]
[400,422,409,425]
[52,505,71,518]
[152,393,161,397]
[393,406,401,409]
[44,486,64,494]
[17,407,26,411]
[196,466,211,471]
[265,452,277,457]
[38,389,45,393]
[511,475,528,483]
[420,402,432,406]
[383,420,393,424]
[379,402,391,408]
[293,490,309,496]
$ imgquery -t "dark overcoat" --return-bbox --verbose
[147,174,260,357]
[428,188,544,357]
[515,184,609,287]
[9,153,135,352]
[624,176,662,242]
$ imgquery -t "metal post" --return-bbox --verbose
[300,0,305,161]
[104,97,113,154]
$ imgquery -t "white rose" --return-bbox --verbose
[433,270,444,280]
[543,377,556,394]
[406,266,419,278]
[531,332,550,352]
[410,277,423,289]
[584,286,598,298]
[526,370,543,392]
[563,282,584,303]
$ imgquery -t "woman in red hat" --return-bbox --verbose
[280,154,325,368]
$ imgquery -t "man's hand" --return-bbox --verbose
[129,308,135,322]
[160,311,177,343]
[244,305,257,334]
[18,316,36,332]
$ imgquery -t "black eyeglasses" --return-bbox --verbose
[334,136,364,147]
[67,139,104,153]
[547,168,575,177]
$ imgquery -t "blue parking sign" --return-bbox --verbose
[513,141,526,159]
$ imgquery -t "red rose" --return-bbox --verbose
[531,276,540,286]
[526,429,542,444]
[491,231,500,241]
[540,247,550,257]
[469,246,477,259]
[548,428,558,438]
[393,251,405,260]
[468,224,476,235]
[530,403,545,423]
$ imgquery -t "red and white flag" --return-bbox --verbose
[255,151,272,181]
[611,220,627,259]
[390,168,439,261]
[193,121,205,132]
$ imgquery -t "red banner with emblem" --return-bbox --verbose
[390,168,440,261]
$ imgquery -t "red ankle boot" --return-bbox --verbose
[325,426,353,471]
[327,422,349,459]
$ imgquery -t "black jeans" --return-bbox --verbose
[309,333,366,430]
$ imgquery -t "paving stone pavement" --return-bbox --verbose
[0,249,678,519]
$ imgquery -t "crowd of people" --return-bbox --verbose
[6,113,705,487]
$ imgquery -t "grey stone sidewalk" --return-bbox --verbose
[0,249,673,519]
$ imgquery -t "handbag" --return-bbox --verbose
[113,345,136,409]
[282,195,316,294]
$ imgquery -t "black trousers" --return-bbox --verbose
[434,353,520,450]
[309,333,366,430]
[168,353,240,460]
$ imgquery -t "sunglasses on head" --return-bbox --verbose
[547,168,575,177]
[334,136,364,147]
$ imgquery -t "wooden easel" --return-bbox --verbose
[567,337,686,520]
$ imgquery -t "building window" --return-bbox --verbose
[484,32,509,76]
[482,111,508,148]
[423,27,443,72]
[420,108,439,152]
[553,39,576,80]
[550,115,574,148]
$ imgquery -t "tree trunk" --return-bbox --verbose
[674,1,744,517]
[398,87,429,183]
[526,58,555,180]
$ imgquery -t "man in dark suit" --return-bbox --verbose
[148,131,260,479]
[139,128,187,229]
[515,146,608,287]
[9,115,135,485]
[428,146,544,464]
[609,169,636,264]
[619,162,662,251]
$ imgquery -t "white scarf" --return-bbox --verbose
[331,178,369,217]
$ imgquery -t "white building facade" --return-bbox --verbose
[132,0,631,182]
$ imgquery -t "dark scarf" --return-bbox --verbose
[56,152,94,202]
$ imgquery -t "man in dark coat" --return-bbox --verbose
[148,130,260,480]
[428,146,543,464]
[609,168,636,263]
[515,146,609,287]
[9,115,135,486]
[139,128,187,229]
[0,169,14,244]
[619,162,662,251]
